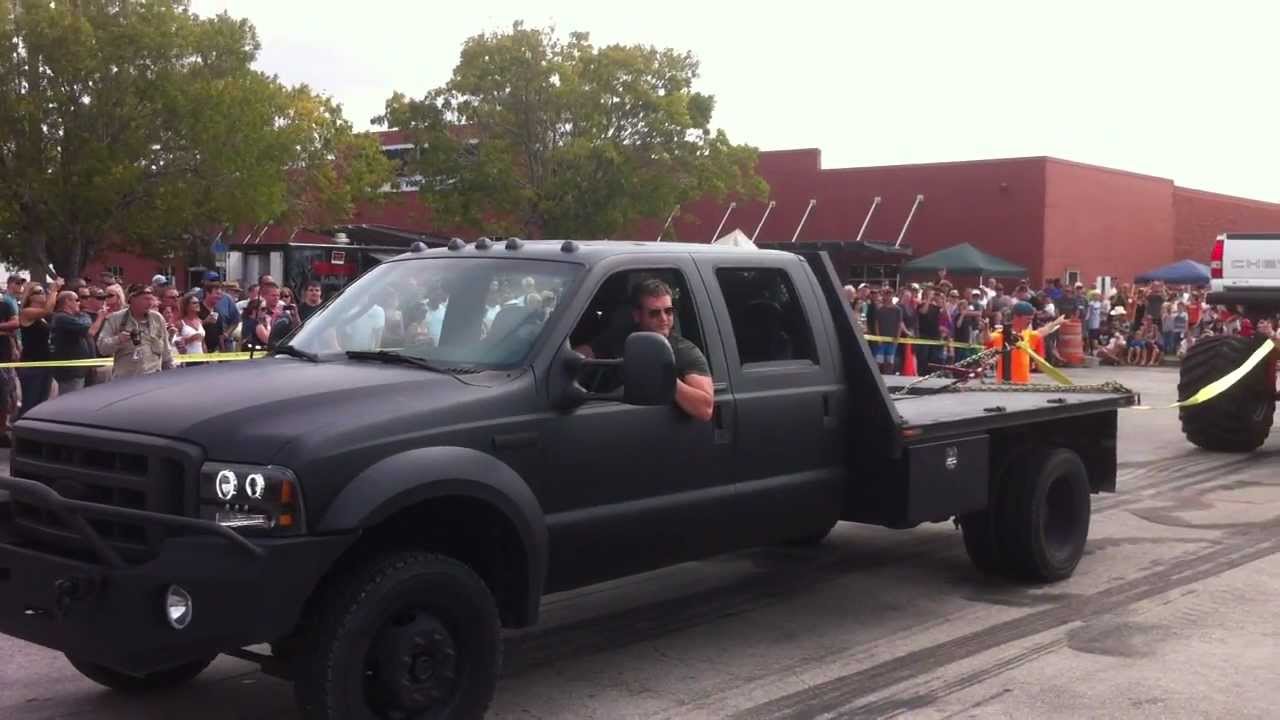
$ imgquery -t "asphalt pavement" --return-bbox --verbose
[3,365,1279,719]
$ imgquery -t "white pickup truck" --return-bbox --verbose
[1178,233,1279,453]
[1210,232,1280,306]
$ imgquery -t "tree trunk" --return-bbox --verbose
[23,225,50,281]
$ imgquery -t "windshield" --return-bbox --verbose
[287,257,579,368]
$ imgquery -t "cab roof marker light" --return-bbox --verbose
[505,237,524,251]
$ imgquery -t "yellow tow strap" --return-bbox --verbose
[1170,339,1275,408]
[1014,340,1074,386]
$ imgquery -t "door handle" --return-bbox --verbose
[822,394,838,430]
[713,404,731,445]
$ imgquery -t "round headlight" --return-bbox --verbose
[165,585,193,630]
[215,470,238,501]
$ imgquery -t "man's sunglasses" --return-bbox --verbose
[645,307,675,319]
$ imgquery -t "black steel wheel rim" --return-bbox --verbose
[364,608,459,718]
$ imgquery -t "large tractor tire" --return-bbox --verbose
[1178,334,1275,452]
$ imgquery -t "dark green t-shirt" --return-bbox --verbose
[670,334,710,379]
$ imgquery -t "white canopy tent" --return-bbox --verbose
[713,228,758,249]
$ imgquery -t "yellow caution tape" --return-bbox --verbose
[865,335,983,348]
[0,352,256,369]
[174,353,257,364]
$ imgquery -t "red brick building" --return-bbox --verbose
[628,150,1280,288]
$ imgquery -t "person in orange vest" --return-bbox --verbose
[984,301,1065,383]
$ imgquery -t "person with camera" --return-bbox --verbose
[97,284,174,380]
[240,298,273,351]
[16,278,64,415]
[257,280,302,348]
[50,290,107,394]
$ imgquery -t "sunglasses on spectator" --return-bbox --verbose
[645,307,675,319]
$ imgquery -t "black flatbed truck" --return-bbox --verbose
[0,240,1135,718]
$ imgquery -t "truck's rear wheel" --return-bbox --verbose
[999,448,1091,582]
[66,654,215,693]
[1179,334,1275,452]
[958,509,1005,576]
[292,551,501,720]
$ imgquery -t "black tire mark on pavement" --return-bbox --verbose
[730,521,1280,720]
[847,637,1066,719]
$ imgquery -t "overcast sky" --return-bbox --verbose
[191,0,1279,201]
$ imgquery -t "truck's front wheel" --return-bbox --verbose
[292,551,501,720]
[1179,334,1275,452]
[66,654,215,693]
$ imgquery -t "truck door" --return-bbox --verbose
[694,254,845,546]
[539,256,738,591]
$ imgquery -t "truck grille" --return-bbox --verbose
[8,431,200,564]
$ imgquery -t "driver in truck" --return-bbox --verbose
[577,278,714,421]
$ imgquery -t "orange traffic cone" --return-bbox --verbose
[901,344,917,376]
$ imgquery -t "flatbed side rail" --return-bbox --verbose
[0,474,263,568]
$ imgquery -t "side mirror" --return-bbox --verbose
[554,332,676,409]
[621,331,676,406]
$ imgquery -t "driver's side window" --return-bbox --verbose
[569,268,710,391]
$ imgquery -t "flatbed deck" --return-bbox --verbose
[882,376,1137,438]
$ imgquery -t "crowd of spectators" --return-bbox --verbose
[0,270,327,443]
[843,273,1264,375]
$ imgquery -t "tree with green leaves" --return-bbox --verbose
[376,23,767,240]
[0,0,392,278]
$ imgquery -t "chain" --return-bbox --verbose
[891,345,1133,397]
[892,347,1001,396]
[941,379,1135,395]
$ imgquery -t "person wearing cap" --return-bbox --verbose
[3,275,25,317]
[983,301,1064,384]
[1083,289,1104,351]
[97,284,174,379]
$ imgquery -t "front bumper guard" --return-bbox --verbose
[0,473,263,568]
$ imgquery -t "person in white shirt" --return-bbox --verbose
[177,294,206,355]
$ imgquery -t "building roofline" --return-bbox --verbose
[1042,156,1173,184]
[812,154,1050,175]
[760,150,1176,186]
[1173,185,1280,208]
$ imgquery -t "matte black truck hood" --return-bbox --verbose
[21,357,494,462]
